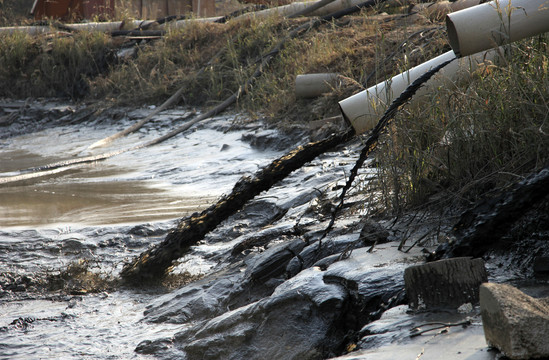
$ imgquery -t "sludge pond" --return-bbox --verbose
[2,100,535,360]
[0,101,292,358]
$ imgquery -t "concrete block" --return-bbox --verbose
[480,282,549,359]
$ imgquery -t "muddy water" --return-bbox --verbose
[0,104,286,358]
[0,107,281,227]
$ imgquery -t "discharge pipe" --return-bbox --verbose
[339,49,497,134]
[446,0,549,57]
[295,73,342,98]
[0,16,223,35]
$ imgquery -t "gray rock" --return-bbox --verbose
[139,243,417,360]
[143,260,279,324]
[286,234,367,277]
[146,268,348,360]
[358,219,390,246]
[480,282,549,359]
[245,239,306,282]
[144,239,306,324]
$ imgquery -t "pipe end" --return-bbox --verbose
[446,15,462,58]
[338,102,354,133]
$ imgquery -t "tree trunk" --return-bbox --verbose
[404,257,487,309]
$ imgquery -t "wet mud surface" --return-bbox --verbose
[0,101,285,227]
[1,100,548,359]
[0,99,360,358]
[0,100,293,358]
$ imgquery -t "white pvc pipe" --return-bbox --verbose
[0,26,52,36]
[68,20,145,32]
[0,20,145,35]
[295,73,341,98]
[410,0,482,20]
[339,49,498,135]
[446,0,549,57]
[165,16,224,28]
[0,16,224,36]
[236,0,366,20]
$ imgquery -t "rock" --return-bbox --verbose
[245,239,306,282]
[240,127,308,151]
[144,239,306,324]
[358,219,390,246]
[404,257,487,309]
[286,235,367,277]
[139,268,349,359]
[480,282,549,359]
[143,261,274,324]
[139,243,419,359]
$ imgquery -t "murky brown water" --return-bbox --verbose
[0,105,279,228]
[0,175,214,227]
[0,103,284,359]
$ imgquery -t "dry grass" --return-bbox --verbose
[375,36,549,211]
[0,31,113,99]
[0,0,34,27]
[45,259,117,294]
[0,8,448,113]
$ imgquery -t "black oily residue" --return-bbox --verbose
[438,168,549,260]
[0,315,66,333]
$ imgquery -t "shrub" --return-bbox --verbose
[0,31,113,99]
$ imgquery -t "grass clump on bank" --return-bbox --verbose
[375,36,549,212]
[0,31,113,99]
[92,17,287,105]
[0,0,34,27]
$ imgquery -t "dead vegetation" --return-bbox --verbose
[376,36,549,211]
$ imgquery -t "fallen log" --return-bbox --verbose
[287,0,337,18]
[119,128,355,282]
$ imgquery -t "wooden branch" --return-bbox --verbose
[410,319,471,337]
